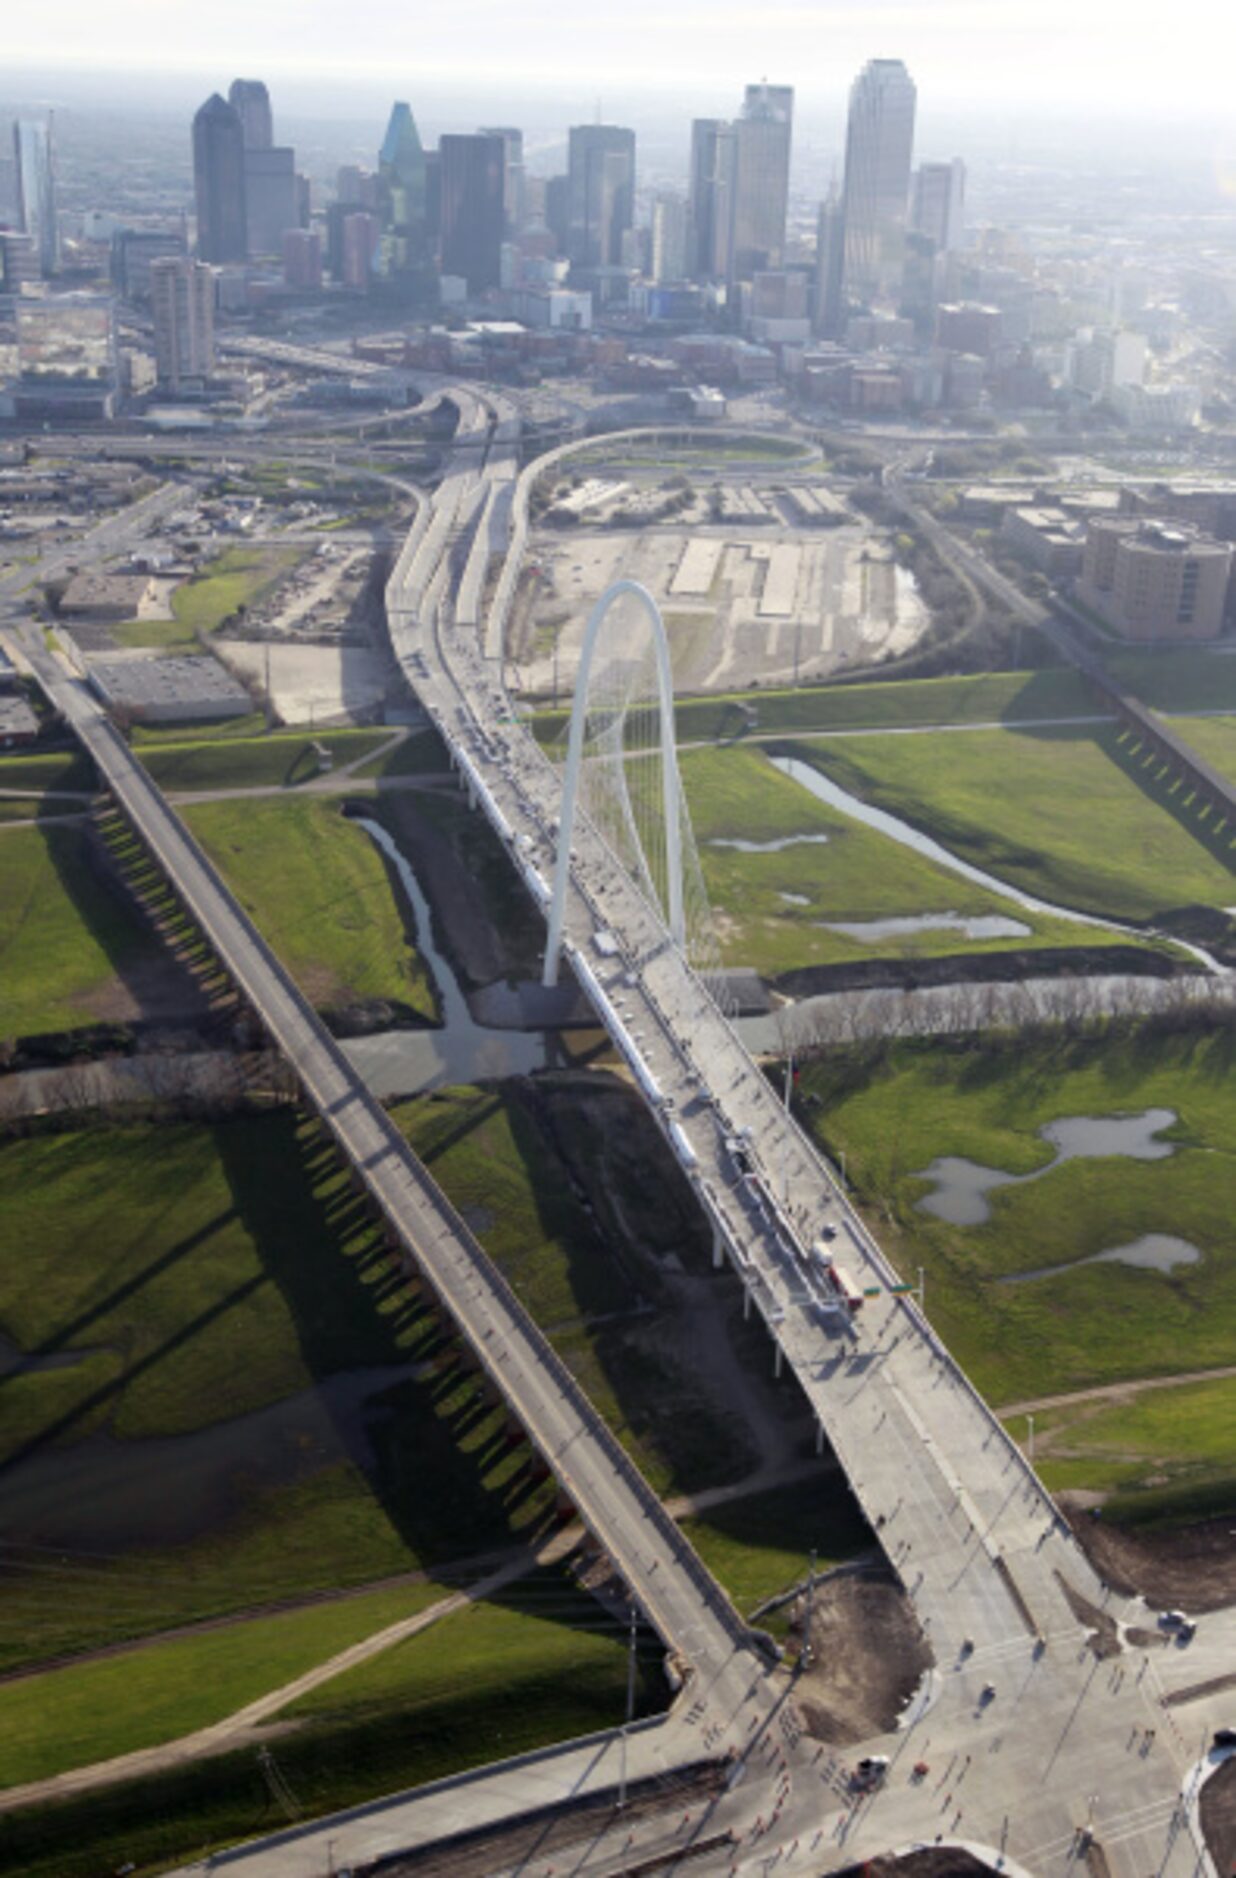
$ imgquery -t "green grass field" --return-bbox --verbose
[352,726,452,777]
[141,727,391,793]
[130,714,269,746]
[679,1477,872,1616]
[1020,1374,1236,1523]
[0,1580,447,1790]
[170,546,304,637]
[182,796,438,1022]
[111,617,201,652]
[0,748,96,794]
[531,666,1097,748]
[1110,649,1236,716]
[0,823,171,1039]
[1162,713,1236,786]
[0,1571,661,1878]
[791,724,1236,925]
[801,1024,1236,1418]
[0,1112,556,1671]
[680,744,1155,977]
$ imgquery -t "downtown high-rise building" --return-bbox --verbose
[378,102,433,293]
[477,126,525,237]
[438,133,505,293]
[686,118,733,281]
[910,158,966,254]
[149,255,215,388]
[812,193,846,337]
[13,119,58,276]
[227,79,273,151]
[728,83,793,284]
[650,192,688,283]
[839,58,916,310]
[566,125,635,272]
[244,146,298,256]
[192,94,247,264]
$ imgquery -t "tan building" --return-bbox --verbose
[1078,517,1231,641]
[1000,505,1085,577]
[150,256,215,390]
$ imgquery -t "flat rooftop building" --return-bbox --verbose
[86,654,251,723]
[1078,516,1232,642]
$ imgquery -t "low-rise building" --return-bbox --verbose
[999,505,1085,577]
[0,695,40,745]
[86,653,251,723]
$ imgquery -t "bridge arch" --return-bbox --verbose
[542,579,683,987]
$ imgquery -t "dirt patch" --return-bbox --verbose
[1062,1500,1236,1614]
[838,1851,995,1878]
[1200,1755,1236,1877]
[788,1563,932,1744]
[1054,1571,1122,1659]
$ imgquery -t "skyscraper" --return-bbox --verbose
[228,80,273,151]
[910,159,965,254]
[478,126,525,237]
[244,146,298,256]
[566,125,635,271]
[812,194,846,338]
[839,59,916,310]
[728,83,793,284]
[687,119,733,282]
[378,102,433,292]
[651,193,688,283]
[439,134,505,293]
[192,94,247,264]
[13,119,58,276]
[150,255,215,388]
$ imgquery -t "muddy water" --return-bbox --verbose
[915,1107,1179,1227]
[820,912,1031,943]
[348,817,548,1096]
[998,1233,1202,1286]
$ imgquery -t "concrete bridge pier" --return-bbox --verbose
[774,1342,784,1380]
[712,1225,726,1270]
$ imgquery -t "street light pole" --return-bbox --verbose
[1027,1412,1035,1466]
[918,1265,925,1311]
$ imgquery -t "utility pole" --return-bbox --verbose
[619,1603,638,1810]
[918,1265,925,1311]
[801,1548,817,1671]
[1026,1412,1035,1466]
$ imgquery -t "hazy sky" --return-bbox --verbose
[4,0,1235,120]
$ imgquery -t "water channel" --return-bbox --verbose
[346,818,549,1098]
[768,754,1224,974]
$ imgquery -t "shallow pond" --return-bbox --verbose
[915,1107,1179,1227]
[708,832,830,855]
[820,912,1031,943]
[998,1233,1202,1285]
